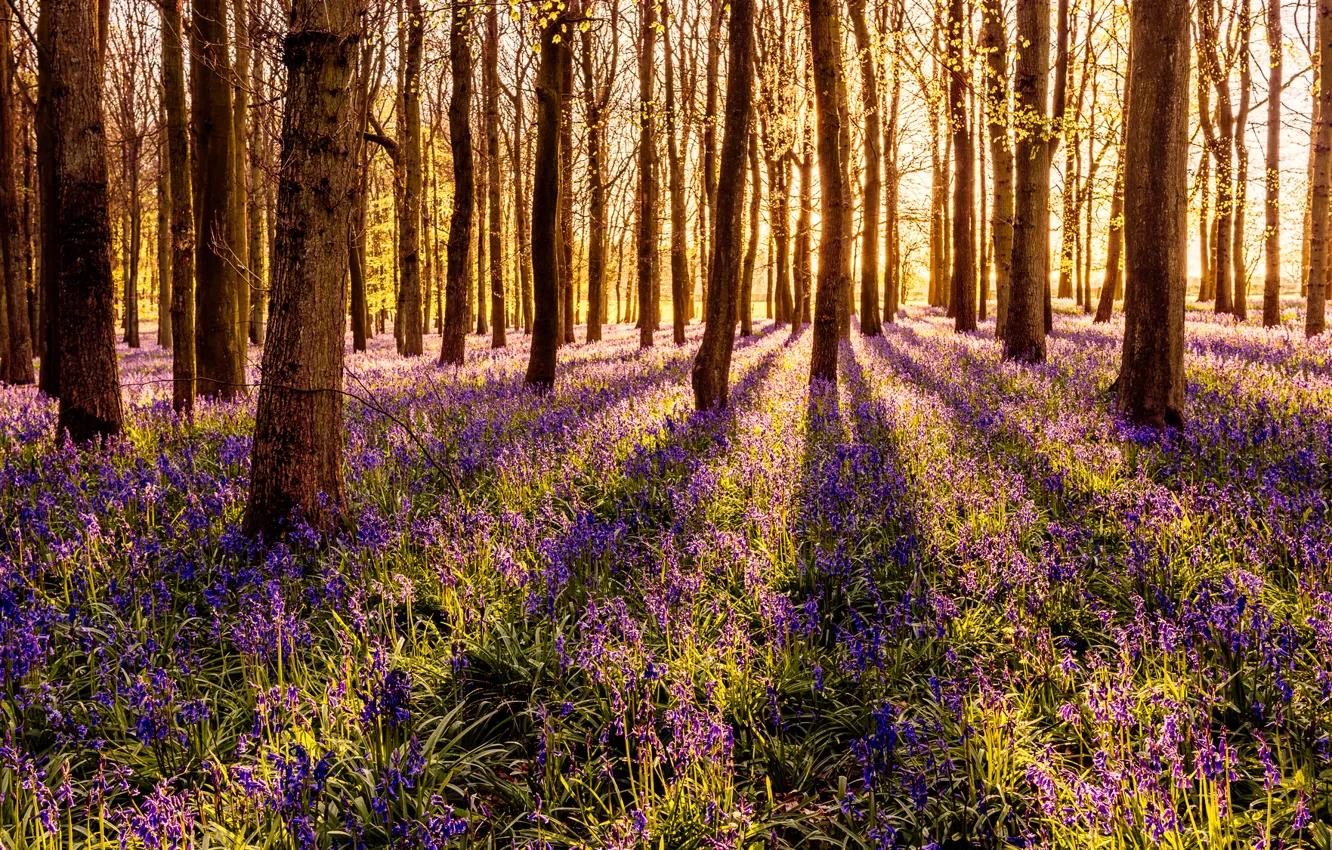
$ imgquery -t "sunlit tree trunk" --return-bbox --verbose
[848,0,881,335]
[440,0,472,365]
[1003,0,1050,362]
[638,0,660,347]
[665,7,691,344]
[807,0,847,382]
[981,0,1012,338]
[156,136,172,350]
[1200,0,1235,314]
[691,0,753,409]
[1263,0,1283,326]
[232,0,251,354]
[1093,112,1126,324]
[161,0,194,412]
[740,126,761,336]
[884,0,902,323]
[1117,0,1188,427]
[484,0,504,349]
[948,0,975,332]
[0,11,34,384]
[245,0,363,536]
[1308,0,1332,336]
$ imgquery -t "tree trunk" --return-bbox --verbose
[1232,0,1252,321]
[38,0,123,441]
[767,151,792,325]
[484,0,504,348]
[848,0,881,336]
[884,0,902,323]
[560,51,575,344]
[1201,0,1235,315]
[232,0,251,356]
[192,0,240,397]
[156,139,172,349]
[740,125,760,336]
[582,25,606,341]
[440,0,472,365]
[701,0,723,315]
[1093,122,1126,323]
[161,0,194,413]
[1003,0,1050,362]
[981,0,1012,338]
[1309,0,1332,336]
[248,4,267,345]
[514,87,534,335]
[795,127,813,329]
[691,0,753,409]
[665,9,691,344]
[637,0,659,348]
[245,0,362,537]
[1116,0,1188,427]
[525,14,570,388]
[124,161,141,349]
[807,0,847,383]
[1263,0,1283,326]
[949,0,976,332]
[0,11,34,383]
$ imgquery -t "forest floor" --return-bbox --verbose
[1,301,1330,849]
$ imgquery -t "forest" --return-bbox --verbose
[0,0,1330,843]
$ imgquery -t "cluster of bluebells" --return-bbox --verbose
[0,305,1329,848]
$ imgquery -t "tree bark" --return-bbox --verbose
[637,0,660,348]
[948,0,975,332]
[559,51,575,343]
[1003,0,1050,362]
[162,0,194,413]
[38,0,123,441]
[0,11,33,383]
[691,0,753,409]
[232,0,251,354]
[665,6,691,344]
[1232,0,1252,321]
[525,12,570,388]
[485,0,504,348]
[192,0,240,397]
[847,0,881,335]
[440,0,472,365]
[1093,119,1126,323]
[156,137,172,349]
[1200,0,1235,314]
[1309,0,1332,336]
[740,125,761,336]
[807,0,847,383]
[1117,0,1188,428]
[1263,0,1282,326]
[245,0,362,536]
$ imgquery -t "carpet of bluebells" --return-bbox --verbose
[1,303,1331,850]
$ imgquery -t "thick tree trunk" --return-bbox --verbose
[949,0,976,332]
[807,0,847,383]
[691,0,753,409]
[1117,0,1188,427]
[192,0,240,397]
[1003,0,1050,362]
[162,0,194,413]
[1309,0,1332,336]
[440,0,472,365]
[1263,0,1283,326]
[0,12,34,383]
[525,15,570,388]
[245,0,362,537]
[38,0,123,441]
[849,0,881,336]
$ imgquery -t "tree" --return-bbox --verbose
[1308,0,1331,337]
[245,0,364,536]
[0,7,33,384]
[192,0,241,397]
[665,0,691,344]
[1002,0,1050,363]
[1199,0,1235,315]
[582,0,619,342]
[398,0,425,355]
[38,0,123,441]
[947,0,975,332]
[161,0,194,414]
[525,7,572,389]
[440,0,473,365]
[691,0,753,409]
[849,0,881,336]
[485,0,504,349]
[807,0,847,383]
[1116,0,1188,428]
[981,0,1012,338]
[638,0,660,348]
[1262,0,1282,326]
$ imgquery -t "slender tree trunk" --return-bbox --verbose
[666,9,691,344]
[38,0,123,441]
[440,0,472,365]
[1232,0,1252,321]
[485,0,504,348]
[232,0,251,355]
[156,138,172,349]
[249,6,267,345]
[767,152,792,325]
[192,0,240,397]
[245,0,362,536]
[560,51,575,344]
[807,0,847,382]
[1201,0,1235,314]
[740,126,760,336]
[795,132,813,328]
[582,27,606,341]
[0,11,33,383]
[884,0,902,323]
[981,0,1011,337]
[691,0,753,409]
[849,0,881,335]
[638,0,660,347]
[1309,0,1332,336]
[701,0,722,315]
[1263,0,1283,326]
[1093,122,1126,323]
[1117,0,1188,427]
[475,113,489,337]
[949,0,975,332]
[525,14,570,388]
[1003,0,1050,362]
[162,0,194,412]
